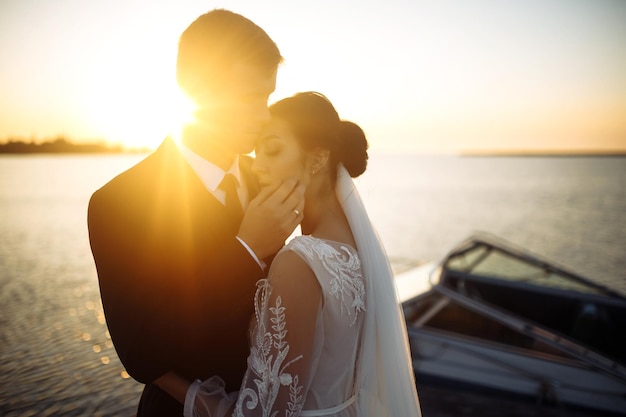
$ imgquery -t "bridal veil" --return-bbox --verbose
[336,165,422,416]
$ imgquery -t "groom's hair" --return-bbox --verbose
[176,9,282,99]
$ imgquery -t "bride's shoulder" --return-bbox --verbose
[283,234,343,253]
[267,245,321,296]
[278,235,318,259]
[271,235,334,278]
[273,236,317,274]
[285,235,316,247]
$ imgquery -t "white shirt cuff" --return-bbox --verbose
[236,236,267,270]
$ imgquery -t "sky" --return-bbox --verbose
[1,0,625,154]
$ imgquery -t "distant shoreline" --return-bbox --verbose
[460,150,626,158]
[0,138,148,154]
[1,138,623,157]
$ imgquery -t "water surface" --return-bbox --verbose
[1,153,624,416]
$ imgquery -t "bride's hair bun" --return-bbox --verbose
[268,91,369,179]
[339,121,368,178]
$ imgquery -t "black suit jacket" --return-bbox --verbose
[88,138,265,416]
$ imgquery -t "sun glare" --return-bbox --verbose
[98,85,195,151]
[87,57,197,151]
[157,87,198,147]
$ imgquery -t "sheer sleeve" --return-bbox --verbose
[192,249,323,417]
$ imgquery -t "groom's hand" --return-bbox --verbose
[238,178,305,260]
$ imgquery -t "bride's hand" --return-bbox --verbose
[238,178,305,260]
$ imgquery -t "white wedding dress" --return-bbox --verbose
[189,166,421,417]
[233,235,366,416]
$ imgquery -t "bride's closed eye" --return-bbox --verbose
[257,137,283,157]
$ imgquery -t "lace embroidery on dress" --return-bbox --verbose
[234,279,305,417]
[289,236,365,326]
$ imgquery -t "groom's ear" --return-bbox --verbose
[310,147,330,175]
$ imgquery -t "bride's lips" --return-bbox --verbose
[255,177,272,188]
[256,177,281,189]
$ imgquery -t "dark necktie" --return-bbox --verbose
[219,173,244,224]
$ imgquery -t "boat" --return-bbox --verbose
[397,233,626,415]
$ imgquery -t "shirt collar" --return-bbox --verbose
[176,140,242,192]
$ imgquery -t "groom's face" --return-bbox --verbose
[196,63,277,156]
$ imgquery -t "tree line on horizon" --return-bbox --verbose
[0,136,144,154]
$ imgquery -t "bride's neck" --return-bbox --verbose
[301,189,354,247]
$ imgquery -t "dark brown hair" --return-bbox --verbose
[176,9,283,98]
[269,92,369,179]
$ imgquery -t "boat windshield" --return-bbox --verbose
[445,241,614,297]
[437,238,626,366]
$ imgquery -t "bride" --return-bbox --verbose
[158,92,421,416]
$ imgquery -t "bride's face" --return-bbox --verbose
[253,118,311,188]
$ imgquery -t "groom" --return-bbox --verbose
[88,10,304,417]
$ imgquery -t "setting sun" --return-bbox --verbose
[86,61,196,150]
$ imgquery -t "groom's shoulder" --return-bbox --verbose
[93,152,153,196]
[93,138,176,196]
